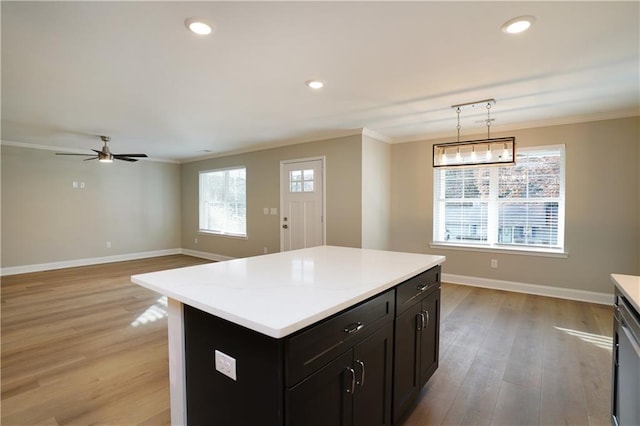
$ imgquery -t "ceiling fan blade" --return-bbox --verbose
[56,137,145,164]
[55,153,95,156]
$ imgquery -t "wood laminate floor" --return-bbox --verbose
[1,255,613,425]
[404,283,613,426]
[1,255,211,425]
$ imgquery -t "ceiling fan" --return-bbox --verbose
[55,135,148,163]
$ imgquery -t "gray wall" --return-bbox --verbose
[181,134,363,258]
[362,134,391,250]
[1,145,181,268]
[3,116,638,298]
[389,116,640,294]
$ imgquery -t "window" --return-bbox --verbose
[199,167,246,237]
[433,145,565,253]
[289,169,315,192]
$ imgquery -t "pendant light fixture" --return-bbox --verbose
[433,99,515,168]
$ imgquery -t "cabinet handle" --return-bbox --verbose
[356,360,365,387]
[345,367,356,394]
[417,283,428,292]
[416,312,425,331]
[423,309,430,330]
[344,322,364,334]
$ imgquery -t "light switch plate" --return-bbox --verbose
[214,350,237,381]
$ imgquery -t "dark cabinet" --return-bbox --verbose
[393,266,441,424]
[286,322,394,426]
[184,288,395,426]
[286,351,353,426]
[182,265,442,426]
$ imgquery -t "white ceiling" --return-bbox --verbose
[2,1,639,162]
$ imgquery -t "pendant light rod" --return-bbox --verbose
[451,98,496,111]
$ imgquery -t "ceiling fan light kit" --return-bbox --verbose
[432,99,516,168]
[55,135,148,164]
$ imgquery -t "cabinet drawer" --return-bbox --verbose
[285,289,395,387]
[395,266,440,316]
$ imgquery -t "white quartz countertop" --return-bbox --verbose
[611,273,640,313]
[132,246,445,338]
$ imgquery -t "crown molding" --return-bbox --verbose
[390,109,640,145]
[362,128,392,143]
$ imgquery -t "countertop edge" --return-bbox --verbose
[611,273,640,313]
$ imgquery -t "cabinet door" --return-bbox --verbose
[392,302,422,423]
[419,288,440,387]
[353,322,393,426]
[286,351,353,426]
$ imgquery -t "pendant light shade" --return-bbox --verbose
[433,99,516,168]
[433,137,515,167]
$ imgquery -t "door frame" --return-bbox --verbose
[279,156,327,252]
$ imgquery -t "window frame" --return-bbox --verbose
[198,166,247,239]
[432,144,566,257]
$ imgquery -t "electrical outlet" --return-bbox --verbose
[214,350,237,381]
[106,241,112,249]
[72,181,78,188]
[491,259,498,268]
[194,237,198,244]
[263,247,268,254]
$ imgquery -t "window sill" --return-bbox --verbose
[198,230,248,240]
[429,242,568,258]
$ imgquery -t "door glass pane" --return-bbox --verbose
[303,169,314,180]
[289,169,315,192]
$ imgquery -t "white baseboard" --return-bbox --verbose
[1,249,182,276]
[0,254,614,307]
[0,248,237,277]
[180,249,236,262]
[442,273,614,306]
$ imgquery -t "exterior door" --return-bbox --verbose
[281,158,325,251]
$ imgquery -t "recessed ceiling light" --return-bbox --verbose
[305,80,325,90]
[501,15,536,34]
[185,18,212,36]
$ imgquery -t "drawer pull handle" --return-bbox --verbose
[417,283,428,292]
[345,367,356,394]
[344,322,364,334]
[356,360,365,387]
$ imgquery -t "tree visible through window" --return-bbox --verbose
[434,146,565,252]
[199,167,246,236]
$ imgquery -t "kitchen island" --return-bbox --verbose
[610,273,640,426]
[132,245,445,425]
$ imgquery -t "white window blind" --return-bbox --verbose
[199,167,247,237]
[434,145,565,252]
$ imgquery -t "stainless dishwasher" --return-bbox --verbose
[612,290,640,426]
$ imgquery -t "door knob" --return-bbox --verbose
[282,224,288,229]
